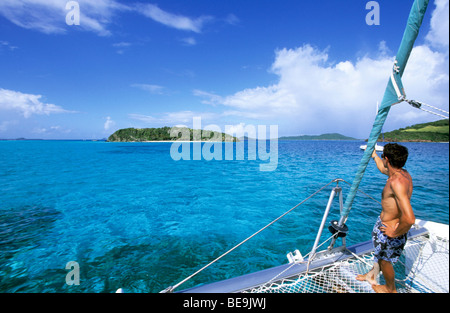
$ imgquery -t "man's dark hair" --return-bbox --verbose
[383,143,409,168]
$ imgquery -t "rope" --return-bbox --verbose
[341,180,381,205]
[421,102,450,115]
[406,99,449,119]
[418,108,449,119]
[160,179,336,293]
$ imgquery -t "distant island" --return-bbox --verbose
[279,133,357,141]
[376,119,448,142]
[108,128,356,142]
[107,127,239,142]
[0,138,43,141]
[107,120,449,143]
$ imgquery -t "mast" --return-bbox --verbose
[339,0,430,225]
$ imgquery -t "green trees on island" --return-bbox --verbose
[107,127,238,142]
[107,119,448,143]
[380,119,448,142]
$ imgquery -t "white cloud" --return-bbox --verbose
[129,111,218,126]
[222,46,390,136]
[112,42,132,48]
[0,0,128,36]
[0,88,76,118]
[135,3,212,33]
[131,83,166,95]
[426,0,449,50]
[224,14,239,26]
[180,37,197,46]
[104,116,115,131]
[193,89,224,106]
[0,1,229,42]
[112,41,132,54]
[32,125,72,135]
[192,44,392,136]
[377,40,391,57]
[0,40,18,51]
[128,113,159,124]
[190,3,449,138]
[193,43,447,137]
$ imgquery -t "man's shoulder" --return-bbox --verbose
[390,173,412,193]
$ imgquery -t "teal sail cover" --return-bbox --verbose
[340,0,430,222]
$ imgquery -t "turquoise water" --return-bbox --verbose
[0,140,448,293]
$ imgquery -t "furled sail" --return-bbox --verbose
[340,0,430,224]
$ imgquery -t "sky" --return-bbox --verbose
[0,0,448,139]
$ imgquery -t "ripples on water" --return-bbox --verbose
[0,140,448,292]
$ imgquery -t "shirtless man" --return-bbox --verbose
[356,143,415,293]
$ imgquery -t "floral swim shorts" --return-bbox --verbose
[372,216,407,264]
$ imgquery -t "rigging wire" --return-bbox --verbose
[161,178,382,293]
[405,99,449,119]
[160,179,336,293]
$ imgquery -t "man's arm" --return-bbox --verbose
[380,180,415,238]
[372,150,388,175]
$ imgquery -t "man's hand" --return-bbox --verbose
[380,222,399,238]
[372,149,388,175]
[372,149,378,159]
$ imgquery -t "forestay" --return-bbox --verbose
[340,0,430,225]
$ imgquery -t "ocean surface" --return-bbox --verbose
[0,140,448,293]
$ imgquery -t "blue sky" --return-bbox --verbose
[0,0,448,139]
